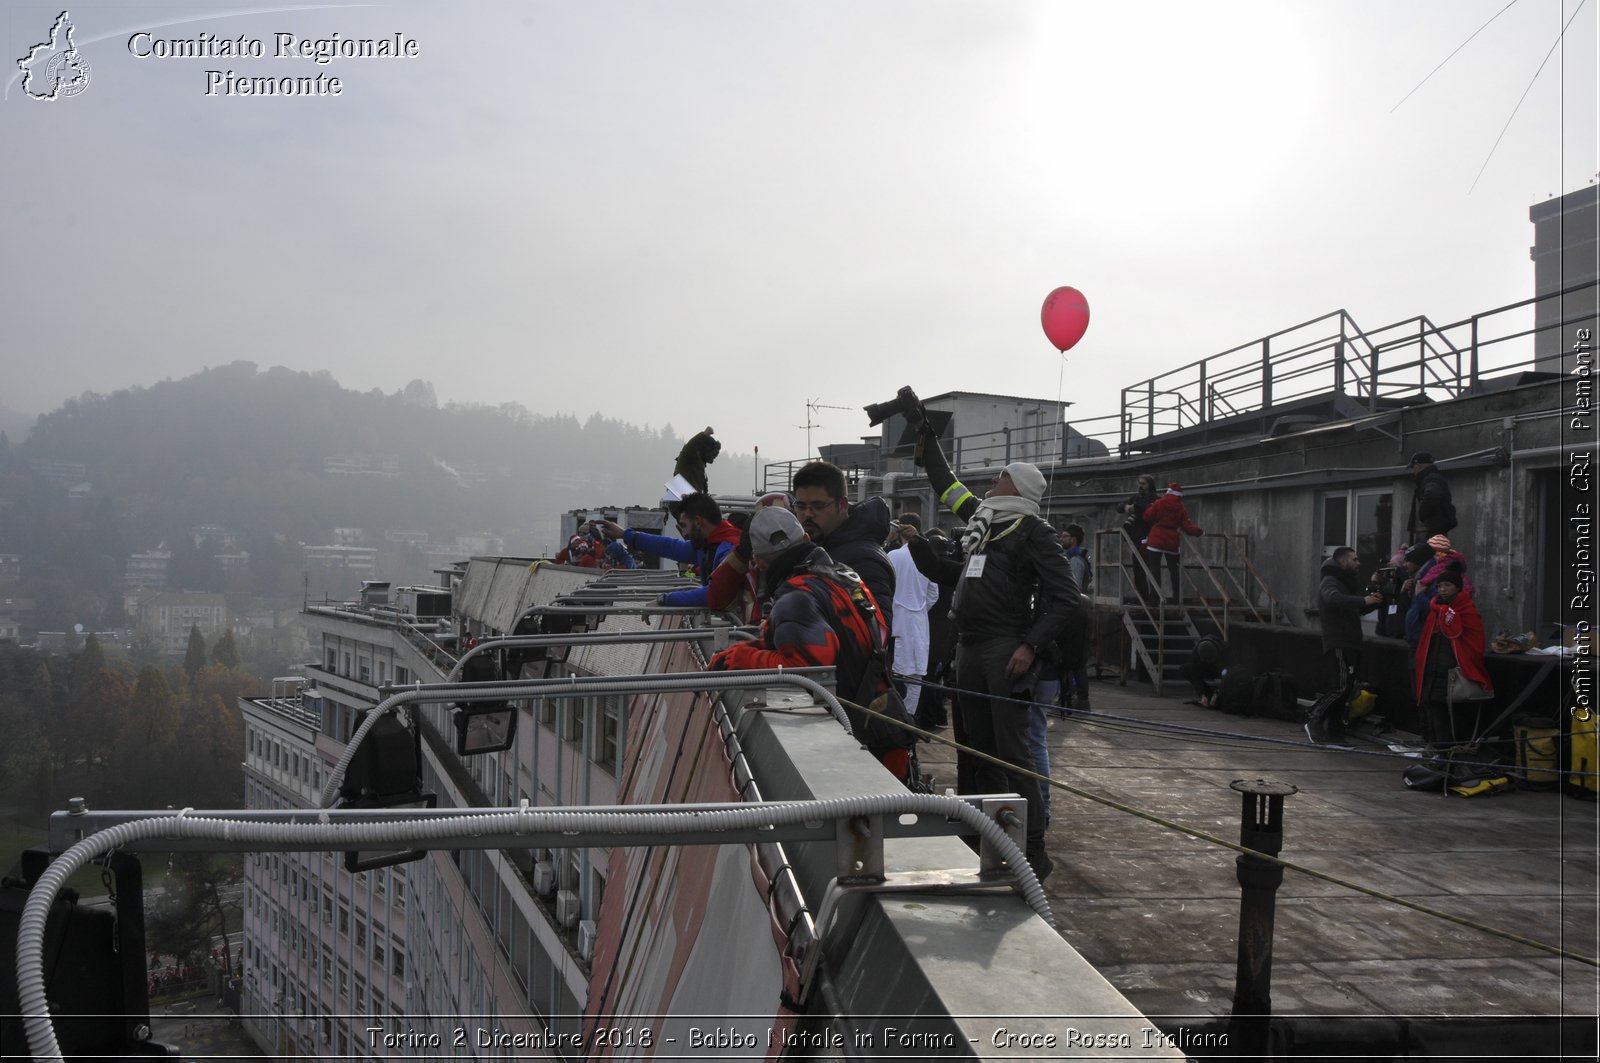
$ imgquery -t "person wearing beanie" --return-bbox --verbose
[1412,563,1490,746]
[1404,540,1475,650]
[911,420,1082,883]
[707,508,918,785]
[1304,546,1383,744]
[1140,483,1203,606]
[1405,451,1457,548]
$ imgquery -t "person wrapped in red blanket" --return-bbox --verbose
[1412,563,1492,745]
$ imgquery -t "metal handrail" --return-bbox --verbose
[1118,279,1596,448]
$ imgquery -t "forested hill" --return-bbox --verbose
[0,362,744,628]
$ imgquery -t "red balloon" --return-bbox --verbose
[1041,286,1091,352]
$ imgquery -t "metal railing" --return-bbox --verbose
[757,280,1594,482]
[1094,530,1290,695]
[1117,279,1596,451]
[761,419,1113,492]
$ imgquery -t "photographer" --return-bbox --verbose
[896,390,1080,881]
[1305,546,1382,744]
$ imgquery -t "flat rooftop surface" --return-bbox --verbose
[916,674,1600,1033]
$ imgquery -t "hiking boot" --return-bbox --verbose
[1025,846,1054,882]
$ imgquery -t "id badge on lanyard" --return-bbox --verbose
[964,554,986,579]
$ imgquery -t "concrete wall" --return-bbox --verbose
[881,379,1568,634]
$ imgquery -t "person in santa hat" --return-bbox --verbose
[1141,483,1203,605]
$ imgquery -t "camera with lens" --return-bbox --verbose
[1368,564,1402,598]
[864,385,928,431]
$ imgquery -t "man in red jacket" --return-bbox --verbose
[596,493,740,607]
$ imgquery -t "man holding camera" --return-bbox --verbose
[906,400,1080,881]
[1304,546,1382,744]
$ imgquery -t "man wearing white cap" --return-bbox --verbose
[914,423,1081,881]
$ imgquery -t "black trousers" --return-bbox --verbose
[1319,647,1362,734]
[955,636,1046,851]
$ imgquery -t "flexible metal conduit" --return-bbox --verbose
[17,795,1051,1063]
[446,629,724,680]
[319,672,854,808]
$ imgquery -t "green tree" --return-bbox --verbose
[211,629,240,671]
[63,635,128,775]
[182,677,247,807]
[145,853,241,974]
[16,660,57,808]
[183,625,207,679]
[111,666,181,807]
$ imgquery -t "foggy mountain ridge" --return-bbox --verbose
[13,362,748,537]
[0,362,750,628]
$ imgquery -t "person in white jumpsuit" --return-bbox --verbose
[887,515,939,720]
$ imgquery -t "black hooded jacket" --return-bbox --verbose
[1318,561,1377,652]
[816,495,896,633]
[1406,465,1456,539]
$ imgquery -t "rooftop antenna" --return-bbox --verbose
[796,398,853,459]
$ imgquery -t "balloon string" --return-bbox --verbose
[1046,348,1067,506]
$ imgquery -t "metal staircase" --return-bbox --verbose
[1093,530,1291,695]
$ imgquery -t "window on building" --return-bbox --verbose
[597,695,622,774]
[1321,489,1395,581]
[563,697,586,754]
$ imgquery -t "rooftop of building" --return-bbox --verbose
[914,665,1597,1037]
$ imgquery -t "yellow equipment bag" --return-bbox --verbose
[1569,711,1599,798]
[1514,718,1561,786]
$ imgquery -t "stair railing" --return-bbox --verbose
[1096,529,1171,694]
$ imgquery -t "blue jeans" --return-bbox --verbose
[1032,680,1056,824]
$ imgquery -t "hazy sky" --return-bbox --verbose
[3,0,1595,462]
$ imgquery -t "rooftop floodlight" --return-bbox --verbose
[451,652,516,756]
[340,792,438,874]
[0,849,177,1058]
[338,704,432,872]
[337,707,424,805]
